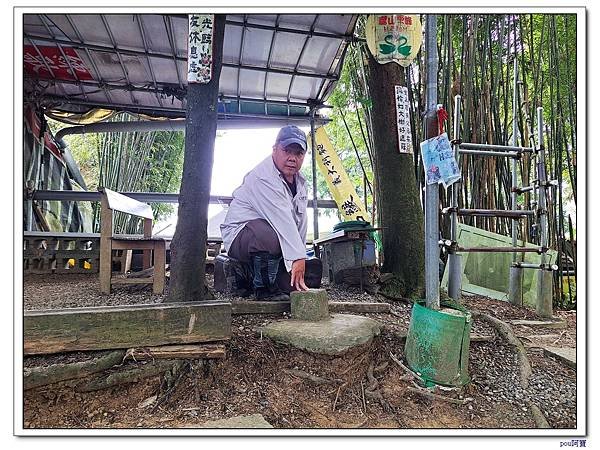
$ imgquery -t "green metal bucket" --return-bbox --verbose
[404,301,471,387]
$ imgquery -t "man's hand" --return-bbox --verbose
[290,259,309,291]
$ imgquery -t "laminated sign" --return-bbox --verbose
[395,85,413,153]
[366,14,422,67]
[420,133,461,188]
[312,127,370,222]
[188,14,214,83]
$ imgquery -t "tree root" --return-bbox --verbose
[24,350,126,390]
[406,386,473,405]
[75,359,183,393]
[528,400,551,428]
[472,310,532,389]
[282,368,341,385]
[472,310,553,428]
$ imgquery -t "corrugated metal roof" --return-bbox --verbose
[23,13,358,122]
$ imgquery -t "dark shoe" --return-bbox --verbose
[254,287,290,302]
[250,252,288,301]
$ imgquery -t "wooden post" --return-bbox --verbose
[99,192,113,294]
[142,217,153,269]
[153,240,166,294]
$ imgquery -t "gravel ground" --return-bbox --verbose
[22,273,577,429]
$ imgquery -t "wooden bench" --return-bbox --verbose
[99,188,167,294]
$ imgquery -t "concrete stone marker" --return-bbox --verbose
[542,346,576,369]
[196,414,273,428]
[261,289,382,355]
[259,314,381,355]
[291,289,329,321]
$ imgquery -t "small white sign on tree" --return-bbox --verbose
[188,14,214,83]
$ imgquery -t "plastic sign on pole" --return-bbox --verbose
[312,127,371,222]
[420,132,461,188]
[188,14,214,83]
[366,14,422,67]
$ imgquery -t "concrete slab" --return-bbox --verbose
[259,314,381,356]
[197,414,273,428]
[542,346,576,369]
[510,319,567,329]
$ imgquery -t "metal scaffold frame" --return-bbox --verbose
[444,85,556,317]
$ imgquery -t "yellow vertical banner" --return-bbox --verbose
[311,126,370,222]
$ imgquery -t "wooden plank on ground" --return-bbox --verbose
[24,301,231,355]
[329,302,390,313]
[232,300,290,314]
[125,343,226,360]
[542,346,576,369]
[231,300,391,315]
[510,319,567,329]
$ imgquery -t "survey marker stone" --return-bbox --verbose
[290,288,329,321]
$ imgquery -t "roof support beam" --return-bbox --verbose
[24,32,337,81]
[224,18,353,41]
[55,116,330,142]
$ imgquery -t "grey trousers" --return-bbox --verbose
[227,219,322,294]
[228,219,292,293]
[228,219,281,262]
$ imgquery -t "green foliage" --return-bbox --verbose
[47,113,185,233]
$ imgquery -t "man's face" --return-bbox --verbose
[272,143,306,178]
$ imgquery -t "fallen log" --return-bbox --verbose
[24,350,126,390]
[329,302,390,313]
[76,360,184,393]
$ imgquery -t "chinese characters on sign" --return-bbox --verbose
[188,14,214,83]
[420,132,461,188]
[312,127,371,222]
[395,85,413,154]
[24,46,93,81]
[365,14,422,67]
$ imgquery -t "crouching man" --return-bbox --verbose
[220,125,319,301]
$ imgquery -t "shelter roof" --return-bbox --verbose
[23,13,359,123]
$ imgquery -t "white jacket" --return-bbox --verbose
[220,156,308,271]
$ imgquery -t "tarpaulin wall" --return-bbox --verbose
[23,106,92,232]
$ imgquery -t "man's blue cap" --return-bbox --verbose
[275,125,307,152]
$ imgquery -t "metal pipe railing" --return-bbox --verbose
[458,143,534,153]
[30,190,338,209]
[442,208,535,218]
[458,149,521,158]
[512,262,558,271]
[457,246,545,254]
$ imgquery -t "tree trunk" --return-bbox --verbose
[167,15,226,302]
[365,51,425,297]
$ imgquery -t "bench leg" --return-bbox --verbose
[100,240,112,294]
[153,241,166,294]
[142,249,152,270]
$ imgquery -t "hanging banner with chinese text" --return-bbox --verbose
[420,132,461,188]
[24,45,93,80]
[365,14,422,67]
[395,85,413,153]
[311,127,370,222]
[188,14,214,83]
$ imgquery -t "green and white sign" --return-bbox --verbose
[366,14,422,67]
